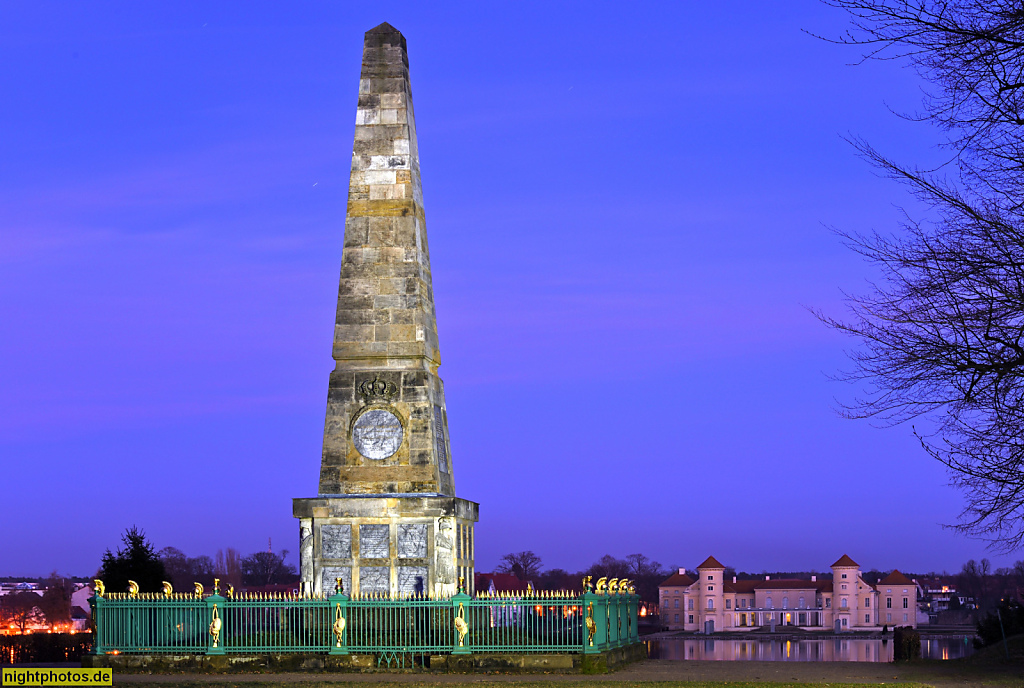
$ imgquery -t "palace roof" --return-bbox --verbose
[831,554,859,568]
[877,569,914,586]
[658,572,695,587]
[696,555,726,569]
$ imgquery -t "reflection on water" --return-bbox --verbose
[647,636,975,662]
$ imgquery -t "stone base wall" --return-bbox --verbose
[83,645,647,674]
[294,494,477,597]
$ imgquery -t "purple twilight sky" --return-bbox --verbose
[2,1,1019,578]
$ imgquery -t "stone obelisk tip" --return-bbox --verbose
[364,22,406,49]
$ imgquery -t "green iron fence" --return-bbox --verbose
[90,582,638,657]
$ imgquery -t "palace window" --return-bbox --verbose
[886,613,892,622]
[708,585,714,591]
[865,613,870,623]
[726,599,732,609]
[841,598,848,608]
[689,614,694,623]
[903,598,908,608]
[825,599,831,608]
[903,613,908,622]
[688,599,694,610]
[707,599,714,610]
[887,598,892,608]
[783,597,789,608]
[841,584,847,590]
[841,618,848,627]
[766,597,773,608]
[673,614,679,623]
[707,575,713,580]
[865,597,870,606]
[674,599,679,609]
[799,596,805,608]
[841,574,847,579]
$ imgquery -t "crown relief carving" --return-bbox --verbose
[358,375,398,402]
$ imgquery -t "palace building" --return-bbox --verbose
[658,555,918,632]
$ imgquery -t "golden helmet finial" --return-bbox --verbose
[595,577,608,594]
[93,579,105,597]
[161,581,173,598]
[608,578,619,593]
[194,582,204,598]
[127,580,139,597]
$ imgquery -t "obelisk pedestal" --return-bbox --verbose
[293,23,478,598]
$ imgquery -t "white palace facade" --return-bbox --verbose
[659,555,919,632]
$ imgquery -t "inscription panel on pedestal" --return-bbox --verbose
[359,566,390,594]
[321,524,352,559]
[397,523,427,558]
[321,566,351,596]
[359,524,390,558]
[398,566,428,595]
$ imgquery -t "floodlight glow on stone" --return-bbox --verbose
[352,409,403,459]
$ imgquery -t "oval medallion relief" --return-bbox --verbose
[352,408,404,459]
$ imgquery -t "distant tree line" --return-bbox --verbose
[95,527,297,595]
[493,551,669,603]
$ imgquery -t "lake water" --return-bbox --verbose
[646,636,976,662]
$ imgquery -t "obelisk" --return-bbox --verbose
[293,23,478,598]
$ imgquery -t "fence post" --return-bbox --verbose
[582,591,606,654]
[205,592,225,656]
[89,592,104,655]
[452,586,472,655]
[328,578,350,655]
[626,589,634,647]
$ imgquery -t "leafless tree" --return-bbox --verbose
[819,0,1024,549]
[240,550,296,587]
[495,551,543,581]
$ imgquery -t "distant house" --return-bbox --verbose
[70,606,90,632]
[474,572,533,596]
[659,555,919,632]
[474,572,534,627]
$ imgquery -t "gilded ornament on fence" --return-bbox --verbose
[127,580,139,598]
[93,579,105,597]
[162,581,173,598]
[332,603,346,647]
[581,575,592,593]
[585,602,596,646]
[595,577,607,594]
[209,604,221,648]
[454,602,469,647]
[335,577,344,595]
[194,582,204,598]
[608,578,619,594]
[226,585,235,599]
[213,578,220,595]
